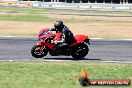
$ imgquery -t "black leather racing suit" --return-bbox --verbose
[54,25,75,45]
[54,25,75,53]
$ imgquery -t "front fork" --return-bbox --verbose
[37,41,44,54]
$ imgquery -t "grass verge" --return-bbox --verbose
[0,6,132,39]
[0,14,53,22]
[0,6,132,16]
[0,14,124,23]
[0,61,132,88]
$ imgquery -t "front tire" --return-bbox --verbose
[71,43,89,59]
[31,44,48,58]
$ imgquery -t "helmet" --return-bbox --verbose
[54,21,64,31]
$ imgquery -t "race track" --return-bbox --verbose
[0,37,132,63]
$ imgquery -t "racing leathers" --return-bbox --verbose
[51,25,75,54]
[52,25,74,45]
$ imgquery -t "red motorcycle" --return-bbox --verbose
[31,28,90,59]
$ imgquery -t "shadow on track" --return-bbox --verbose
[43,57,101,61]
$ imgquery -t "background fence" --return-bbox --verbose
[0,0,132,4]
[0,1,132,10]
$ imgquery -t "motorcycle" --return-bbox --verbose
[31,28,90,59]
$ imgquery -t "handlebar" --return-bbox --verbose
[45,36,54,43]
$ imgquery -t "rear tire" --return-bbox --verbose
[71,43,89,59]
[31,44,48,58]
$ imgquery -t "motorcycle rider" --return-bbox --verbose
[50,21,75,52]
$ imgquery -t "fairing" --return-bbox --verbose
[71,35,88,46]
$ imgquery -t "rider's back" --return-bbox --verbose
[62,26,75,44]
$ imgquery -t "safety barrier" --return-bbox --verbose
[0,2,132,10]
[32,3,132,10]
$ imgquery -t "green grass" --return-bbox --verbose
[0,6,48,13]
[0,14,103,23]
[0,6,132,16]
[0,14,132,23]
[0,6,132,23]
[0,61,132,88]
[0,14,53,22]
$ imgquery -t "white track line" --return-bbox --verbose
[0,36,34,38]
[103,61,132,64]
[0,59,132,64]
[0,36,17,37]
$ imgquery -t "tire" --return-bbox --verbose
[31,44,48,58]
[71,43,89,59]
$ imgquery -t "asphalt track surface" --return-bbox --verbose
[1,10,132,17]
[0,37,132,63]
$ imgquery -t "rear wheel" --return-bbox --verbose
[31,44,48,58]
[71,43,89,59]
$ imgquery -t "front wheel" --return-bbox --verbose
[31,44,48,58]
[71,43,89,59]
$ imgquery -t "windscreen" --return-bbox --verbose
[39,29,51,37]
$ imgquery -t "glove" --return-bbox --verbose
[51,40,54,43]
[51,40,58,44]
[54,40,58,44]
[50,28,56,31]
